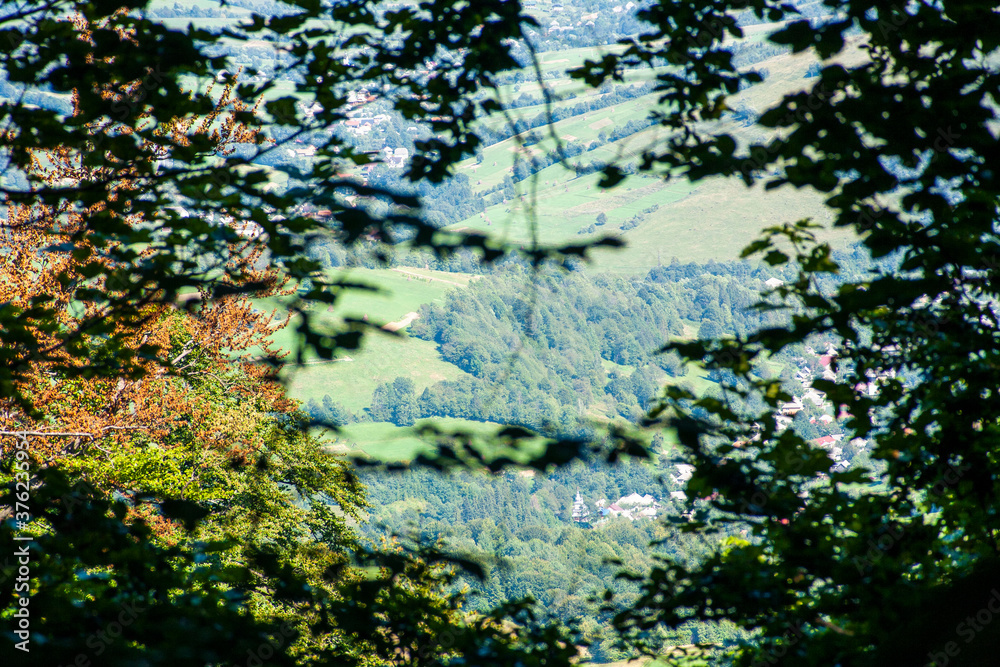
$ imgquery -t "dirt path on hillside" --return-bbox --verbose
[298,356,354,365]
[391,268,467,287]
[564,179,670,216]
[382,311,420,332]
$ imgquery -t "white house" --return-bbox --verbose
[673,464,695,485]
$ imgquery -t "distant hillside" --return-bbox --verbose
[443,34,868,271]
[112,0,868,273]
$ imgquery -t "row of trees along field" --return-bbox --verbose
[5,0,1000,666]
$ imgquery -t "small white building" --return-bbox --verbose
[673,464,695,485]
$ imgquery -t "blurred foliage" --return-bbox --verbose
[563,1,1000,665]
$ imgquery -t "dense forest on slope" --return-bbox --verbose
[307,248,887,434]
[358,455,749,661]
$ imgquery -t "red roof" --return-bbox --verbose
[818,355,832,367]
[814,436,837,447]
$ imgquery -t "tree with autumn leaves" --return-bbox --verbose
[0,190,575,661]
[0,4,582,665]
[0,44,359,664]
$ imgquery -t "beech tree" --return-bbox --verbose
[0,3,583,664]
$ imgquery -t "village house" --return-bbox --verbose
[585,492,665,523]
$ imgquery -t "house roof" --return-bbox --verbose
[618,492,655,506]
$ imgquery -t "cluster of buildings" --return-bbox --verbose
[378,146,410,169]
[342,112,391,138]
[596,493,662,521]
[292,89,416,174]
[166,207,266,240]
[527,0,638,35]
[571,465,695,526]
[611,2,638,13]
[774,341,898,470]
[568,339,904,528]
[774,342,839,431]
[576,488,669,526]
[294,89,388,139]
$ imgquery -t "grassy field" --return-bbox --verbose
[257,266,473,361]
[335,418,505,462]
[282,333,469,413]
[331,267,472,323]
[255,266,482,457]
[448,37,868,271]
[455,165,844,271]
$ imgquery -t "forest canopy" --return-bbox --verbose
[4,0,1000,666]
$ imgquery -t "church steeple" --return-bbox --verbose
[572,487,591,525]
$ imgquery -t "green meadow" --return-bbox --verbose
[257,266,473,361]
[334,418,506,462]
[447,37,867,271]
[252,267,476,457]
[282,333,469,414]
